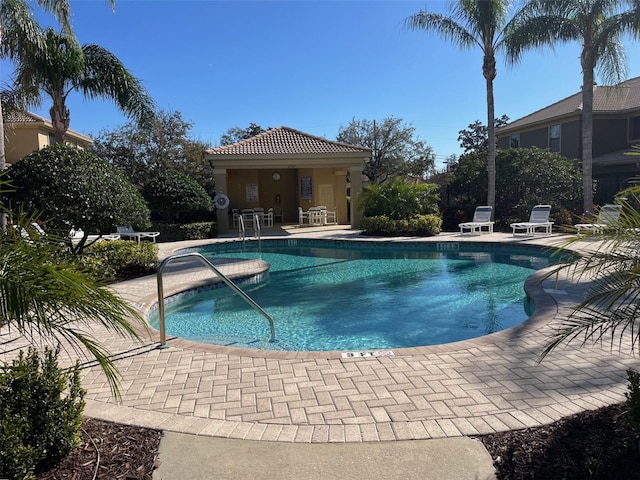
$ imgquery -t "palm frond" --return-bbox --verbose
[0,193,149,397]
[79,44,157,128]
[403,11,478,50]
[540,184,640,359]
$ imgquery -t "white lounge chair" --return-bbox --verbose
[116,226,160,243]
[511,205,553,236]
[71,228,121,244]
[575,204,622,235]
[459,206,494,235]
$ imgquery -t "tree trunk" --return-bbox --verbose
[485,56,497,215]
[50,96,70,144]
[0,23,4,172]
[581,68,594,214]
[0,99,5,171]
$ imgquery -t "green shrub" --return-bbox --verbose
[152,221,217,241]
[142,170,213,223]
[0,347,85,480]
[5,144,151,242]
[72,240,158,282]
[360,214,441,236]
[553,207,575,228]
[626,369,640,428]
[358,179,440,221]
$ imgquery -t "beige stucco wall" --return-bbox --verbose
[223,167,349,226]
[4,127,48,165]
[4,123,92,165]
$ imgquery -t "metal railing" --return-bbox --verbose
[238,214,245,241]
[155,252,276,347]
[238,214,262,240]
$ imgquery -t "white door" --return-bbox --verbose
[319,184,334,208]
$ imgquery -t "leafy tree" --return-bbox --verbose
[405,1,533,211]
[448,147,582,216]
[219,123,266,146]
[0,172,147,397]
[5,143,150,253]
[92,110,213,193]
[358,178,440,220]
[0,0,75,169]
[447,151,488,207]
[540,183,640,359]
[495,147,582,216]
[336,116,435,183]
[142,169,213,223]
[508,0,640,213]
[5,26,155,143]
[458,115,510,155]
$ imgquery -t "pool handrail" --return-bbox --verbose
[155,252,276,347]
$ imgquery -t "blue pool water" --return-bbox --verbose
[149,241,556,351]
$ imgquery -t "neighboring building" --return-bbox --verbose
[205,126,372,233]
[496,76,640,205]
[3,110,92,166]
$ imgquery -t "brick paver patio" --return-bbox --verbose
[3,229,639,443]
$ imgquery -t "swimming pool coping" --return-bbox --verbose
[60,229,638,444]
[144,236,569,360]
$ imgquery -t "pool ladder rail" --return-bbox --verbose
[155,252,276,348]
[238,213,262,250]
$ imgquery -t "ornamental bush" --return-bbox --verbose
[151,221,217,241]
[71,240,158,282]
[0,347,85,480]
[360,213,441,236]
[358,178,440,221]
[142,169,213,223]
[6,144,151,241]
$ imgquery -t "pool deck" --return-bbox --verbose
[4,227,639,447]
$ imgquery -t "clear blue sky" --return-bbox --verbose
[3,0,640,168]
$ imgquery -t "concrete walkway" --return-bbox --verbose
[2,227,638,479]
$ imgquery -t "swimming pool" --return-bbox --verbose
[150,240,558,352]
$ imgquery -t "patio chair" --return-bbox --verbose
[308,206,326,226]
[575,204,622,235]
[116,226,160,243]
[324,207,337,225]
[458,206,494,235]
[511,205,553,236]
[273,207,284,223]
[298,207,310,225]
[241,209,255,230]
[265,208,274,228]
[232,209,240,228]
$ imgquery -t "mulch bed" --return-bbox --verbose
[480,402,640,479]
[36,402,640,480]
[37,418,162,480]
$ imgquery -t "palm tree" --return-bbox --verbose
[404,0,514,213]
[507,0,640,214]
[0,173,148,397]
[8,26,155,143]
[0,0,75,170]
[540,183,640,358]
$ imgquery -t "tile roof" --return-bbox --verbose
[499,76,640,132]
[206,126,372,156]
[3,110,47,123]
